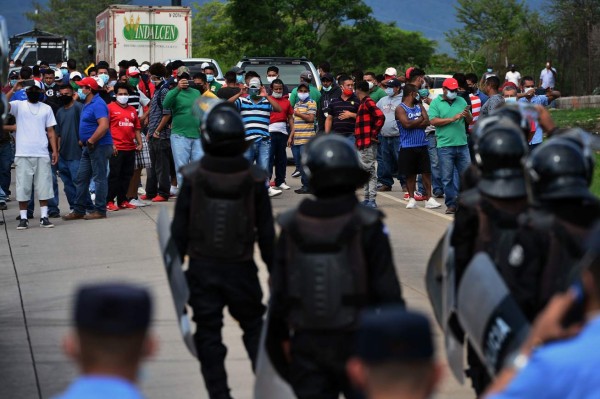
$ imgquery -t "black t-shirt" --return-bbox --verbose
[43,85,62,116]
[216,86,241,100]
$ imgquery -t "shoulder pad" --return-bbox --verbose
[459,187,480,208]
[180,161,201,180]
[277,208,297,230]
[249,165,268,182]
[355,204,383,226]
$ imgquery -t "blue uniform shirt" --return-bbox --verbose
[519,95,549,145]
[79,94,112,145]
[52,376,144,399]
[489,316,600,399]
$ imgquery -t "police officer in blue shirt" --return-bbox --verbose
[53,283,156,399]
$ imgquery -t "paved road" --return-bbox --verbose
[0,166,473,398]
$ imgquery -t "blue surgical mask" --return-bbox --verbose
[385,87,394,96]
[505,97,517,103]
[323,85,332,92]
[446,91,457,100]
[249,88,259,97]
[236,74,244,83]
[10,79,17,87]
[98,73,109,85]
[206,74,214,82]
[61,68,68,75]
[487,68,493,73]
[78,89,86,100]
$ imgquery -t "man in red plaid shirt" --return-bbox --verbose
[355,80,385,208]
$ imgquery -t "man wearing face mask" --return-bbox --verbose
[317,73,341,134]
[480,65,496,86]
[289,71,321,107]
[375,78,403,193]
[266,66,290,96]
[202,63,222,94]
[325,76,360,143]
[363,72,386,103]
[6,80,58,229]
[428,78,472,214]
[518,76,561,150]
[95,61,114,104]
[480,76,504,117]
[268,78,294,191]
[192,72,218,99]
[55,84,86,211]
[505,64,521,87]
[217,70,243,100]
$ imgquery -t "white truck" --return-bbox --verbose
[96,5,192,66]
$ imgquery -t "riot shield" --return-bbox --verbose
[156,207,197,358]
[457,252,530,377]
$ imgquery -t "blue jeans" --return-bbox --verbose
[27,161,60,215]
[244,139,271,175]
[377,135,401,188]
[59,157,85,210]
[269,131,288,185]
[170,133,203,188]
[73,144,112,215]
[0,141,12,197]
[438,145,470,208]
[427,133,443,196]
[291,144,308,187]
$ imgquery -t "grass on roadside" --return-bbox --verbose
[548,108,600,197]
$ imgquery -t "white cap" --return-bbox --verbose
[248,77,261,89]
[69,71,82,80]
[384,67,397,77]
[92,76,105,88]
[200,62,210,69]
[127,66,140,76]
[54,69,63,80]
[60,62,68,68]
[139,64,150,72]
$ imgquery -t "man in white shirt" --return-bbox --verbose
[540,61,558,89]
[504,64,521,87]
[6,80,58,230]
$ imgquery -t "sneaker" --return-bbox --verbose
[291,170,301,178]
[364,200,378,209]
[119,201,137,209]
[84,211,107,220]
[129,198,149,207]
[433,191,445,198]
[425,198,442,209]
[277,183,291,190]
[414,192,427,201]
[268,187,282,197]
[17,219,29,230]
[294,186,311,194]
[151,195,168,202]
[445,206,457,214]
[62,212,85,221]
[0,201,6,210]
[48,212,61,218]
[170,186,179,196]
[376,185,391,192]
[406,198,417,209]
[137,187,146,196]
[40,217,54,228]
[107,202,120,212]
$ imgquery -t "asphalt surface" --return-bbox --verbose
[0,166,473,398]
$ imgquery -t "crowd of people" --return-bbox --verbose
[0,57,566,230]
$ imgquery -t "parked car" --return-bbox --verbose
[427,74,452,99]
[236,56,321,90]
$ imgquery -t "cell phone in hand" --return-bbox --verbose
[21,79,35,88]
[561,281,586,328]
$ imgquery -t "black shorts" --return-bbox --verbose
[398,146,431,175]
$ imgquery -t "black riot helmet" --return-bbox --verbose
[303,134,370,197]
[490,103,533,141]
[474,120,528,199]
[200,102,248,157]
[525,137,595,203]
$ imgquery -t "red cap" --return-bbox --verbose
[500,81,517,91]
[442,78,459,90]
[76,77,100,90]
[405,67,414,79]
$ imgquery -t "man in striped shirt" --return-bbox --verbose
[396,84,441,210]
[229,77,283,197]
[287,83,316,194]
[355,81,385,209]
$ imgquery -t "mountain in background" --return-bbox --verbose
[3,0,546,57]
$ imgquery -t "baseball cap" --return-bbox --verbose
[355,307,434,364]
[384,67,397,77]
[127,66,140,76]
[200,62,210,69]
[74,283,152,335]
[139,64,150,72]
[9,70,19,79]
[176,66,190,78]
[248,77,261,89]
[300,71,313,82]
[297,82,310,91]
[385,78,402,88]
[231,66,245,74]
[54,69,63,80]
[76,77,101,90]
[60,62,68,68]
[500,81,518,91]
[442,78,459,90]
[405,67,414,79]
[321,73,334,82]
[69,71,82,80]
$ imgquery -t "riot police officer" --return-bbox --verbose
[171,102,275,399]
[268,134,405,399]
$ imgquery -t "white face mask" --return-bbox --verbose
[272,92,283,99]
[367,81,374,90]
[267,76,277,83]
[445,91,457,100]
[116,95,129,105]
[297,92,309,101]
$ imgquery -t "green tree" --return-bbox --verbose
[26,0,129,65]
[192,1,239,69]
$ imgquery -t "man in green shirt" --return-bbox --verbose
[428,77,473,214]
[163,66,202,188]
[289,70,321,107]
[364,72,386,103]
[202,63,222,94]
